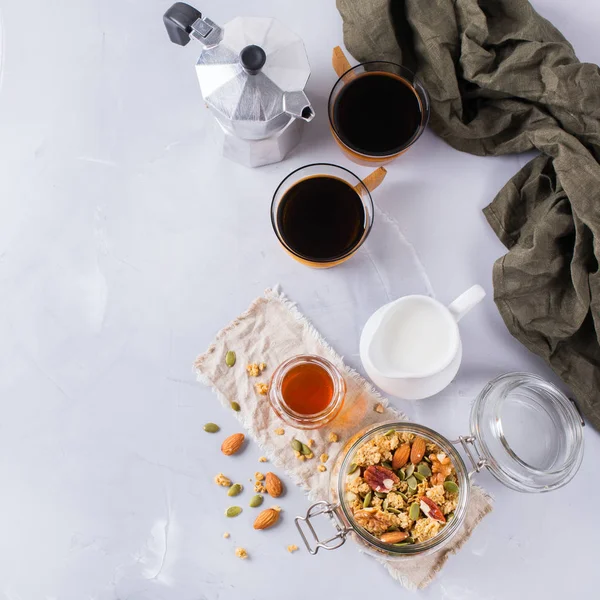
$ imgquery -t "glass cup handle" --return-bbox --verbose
[356,167,387,195]
[295,501,349,555]
[332,46,353,78]
[453,435,488,479]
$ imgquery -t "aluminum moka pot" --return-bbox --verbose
[163,2,315,167]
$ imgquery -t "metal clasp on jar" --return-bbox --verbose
[453,435,488,478]
[295,501,349,554]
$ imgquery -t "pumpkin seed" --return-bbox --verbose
[405,464,415,478]
[225,351,236,367]
[347,463,359,475]
[300,443,312,456]
[363,491,372,508]
[444,481,459,494]
[225,506,242,518]
[230,401,241,412]
[375,491,386,499]
[447,512,455,521]
[413,472,425,482]
[423,455,432,463]
[417,463,432,477]
[387,507,401,515]
[203,422,220,433]
[249,494,264,508]
[445,474,455,482]
[409,502,420,520]
[381,461,393,469]
[387,525,400,531]
[397,491,408,501]
[397,468,406,481]
[384,429,396,437]
[404,537,415,544]
[227,483,243,497]
[393,542,410,547]
[407,476,417,491]
[291,439,302,452]
[382,498,389,511]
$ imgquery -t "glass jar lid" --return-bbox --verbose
[470,373,584,492]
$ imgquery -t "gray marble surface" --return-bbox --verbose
[1,0,598,598]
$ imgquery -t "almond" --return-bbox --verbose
[253,508,280,530]
[392,443,411,469]
[265,472,284,498]
[410,437,426,464]
[221,433,245,456]
[380,531,409,544]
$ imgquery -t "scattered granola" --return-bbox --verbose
[274,427,285,435]
[258,456,268,463]
[318,464,327,472]
[255,382,269,395]
[374,403,385,414]
[254,482,267,493]
[246,363,260,377]
[259,362,267,372]
[320,453,329,463]
[307,439,315,448]
[287,544,299,553]
[345,429,459,546]
[255,472,265,481]
[328,432,339,443]
[235,547,248,559]
[223,532,230,539]
[214,473,232,487]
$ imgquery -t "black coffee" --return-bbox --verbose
[277,175,365,262]
[333,72,422,156]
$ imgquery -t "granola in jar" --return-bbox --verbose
[345,429,459,546]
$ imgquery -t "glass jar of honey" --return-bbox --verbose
[268,355,346,429]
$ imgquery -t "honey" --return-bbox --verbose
[281,362,334,415]
[268,355,346,429]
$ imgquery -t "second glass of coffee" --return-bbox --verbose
[328,53,430,166]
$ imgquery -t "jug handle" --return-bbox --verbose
[447,285,486,322]
[332,46,353,78]
[355,167,387,195]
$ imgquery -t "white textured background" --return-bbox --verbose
[0,0,598,598]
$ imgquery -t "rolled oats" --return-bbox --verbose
[214,473,232,487]
[328,432,339,443]
[255,382,269,395]
[235,547,248,559]
[274,427,285,436]
[317,464,327,472]
[246,363,260,377]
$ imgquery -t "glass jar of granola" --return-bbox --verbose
[295,373,584,558]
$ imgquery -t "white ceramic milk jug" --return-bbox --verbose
[359,286,486,400]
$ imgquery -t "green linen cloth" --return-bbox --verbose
[337,0,600,430]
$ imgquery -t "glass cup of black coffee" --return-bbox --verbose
[271,163,379,268]
[328,61,430,166]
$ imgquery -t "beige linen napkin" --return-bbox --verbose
[195,287,493,589]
